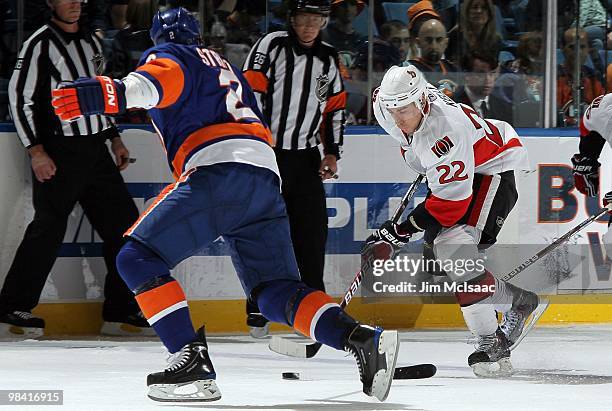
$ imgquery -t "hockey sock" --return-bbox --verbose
[461,302,498,336]
[455,271,498,336]
[116,241,195,353]
[454,270,496,307]
[256,280,358,350]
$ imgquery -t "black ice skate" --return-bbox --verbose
[501,284,548,350]
[345,324,399,402]
[468,327,512,378]
[101,311,155,337]
[147,326,221,402]
[0,311,45,338]
[247,313,270,339]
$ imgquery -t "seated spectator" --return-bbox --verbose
[109,0,158,123]
[225,1,265,46]
[490,32,544,125]
[453,49,501,119]
[557,27,605,126]
[110,0,129,29]
[110,0,157,78]
[380,20,411,63]
[322,0,366,52]
[406,1,442,63]
[447,0,502,65]
[407,18,458,75]
[207,18,251,68]
[346,39,399,123]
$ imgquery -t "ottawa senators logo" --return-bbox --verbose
[372,87,379,103]
[431,136,454,158]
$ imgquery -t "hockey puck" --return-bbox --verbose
[282,372,300,380]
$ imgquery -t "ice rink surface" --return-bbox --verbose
[1,325,611,411]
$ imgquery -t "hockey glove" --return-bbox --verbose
[51,76,127,121]
[360,220,410,277]
[604,191,612,215]
[571,154,600,197]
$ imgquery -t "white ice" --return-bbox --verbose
[1,326,611,411]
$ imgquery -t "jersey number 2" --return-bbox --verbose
[437,161,467,184]
[197,47,257,122]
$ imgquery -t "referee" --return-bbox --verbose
[0,0,146,337]
[243,0,346,337]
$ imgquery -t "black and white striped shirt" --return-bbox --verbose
[9,21,117,148]
[243,31,345,157]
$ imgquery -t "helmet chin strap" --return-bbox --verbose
[52,11,78,25]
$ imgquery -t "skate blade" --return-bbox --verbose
[100,322,156,337]
[0,323,43,339]
[147,379,221,402]
[471,357,513,378]
[370,330,400,402]
[510,299,550,351]
[249,322,270,339]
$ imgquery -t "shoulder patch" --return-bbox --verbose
[431,136,454,158]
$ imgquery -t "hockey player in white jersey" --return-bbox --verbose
[366,65,540,377]
[571,94,612,258]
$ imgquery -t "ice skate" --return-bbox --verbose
[468,328,513,378]
[345,324,399,401]
[147,326,221,402]
[500,284,548,350]
[101,311,155,337]
[247,313,270,339]
[0,311,45,338]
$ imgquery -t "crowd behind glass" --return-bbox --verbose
[1,0,611,127]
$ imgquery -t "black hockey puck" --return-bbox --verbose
[282,372,300,380]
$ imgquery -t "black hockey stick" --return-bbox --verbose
[269,175,434,380]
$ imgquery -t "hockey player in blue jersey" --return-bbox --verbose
[51,7,399,403]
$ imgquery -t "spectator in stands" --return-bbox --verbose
[447,0,502,65]
[322,0,365,52]
[558,27,605,126]
[408,18,457,74]
[406,1,441,63]
[207,18,251,68]
[490,31,544,126]
[110,0,129,29]
[347,39,399,123]
[380,20,411,63]
[110,0,157,79]
[453,49,501,119]
[225,0,265,46]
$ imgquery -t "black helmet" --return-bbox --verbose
[290,0,331,16]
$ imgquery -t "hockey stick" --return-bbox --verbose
[500,206,611,282]
[270,175,434,380]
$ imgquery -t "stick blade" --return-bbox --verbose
[393,363,437,379]
[269,336,322,358]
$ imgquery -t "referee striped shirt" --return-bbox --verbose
[9,21,117,148]
[243,31,346,157]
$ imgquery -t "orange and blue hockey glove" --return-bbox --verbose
[51,76,126,121]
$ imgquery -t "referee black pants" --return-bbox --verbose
[247,147,328,316]
[0,136,140,320]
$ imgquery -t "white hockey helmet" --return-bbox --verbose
[378,65,428,111]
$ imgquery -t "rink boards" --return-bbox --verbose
[0,125,611,334]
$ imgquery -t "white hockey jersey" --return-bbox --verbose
[581,93,612,147]
[373,85,529,226]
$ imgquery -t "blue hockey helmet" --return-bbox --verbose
[150,7,201,46]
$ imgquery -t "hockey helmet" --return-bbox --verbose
[150,7,201,46]
[289,0,331,16]
[378,65,428,111]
